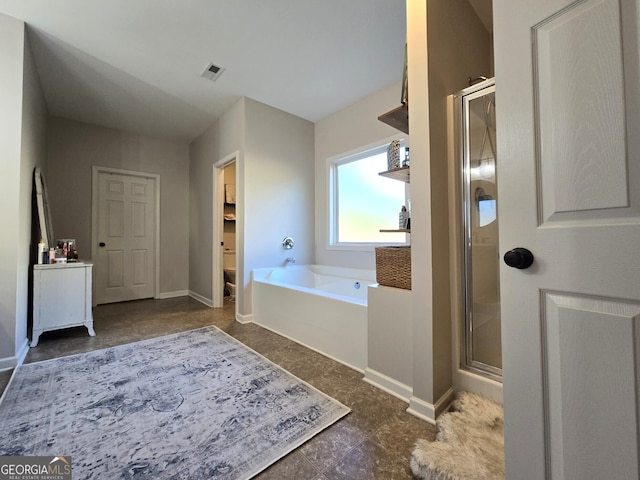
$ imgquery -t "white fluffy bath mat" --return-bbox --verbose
[410,392,504,480]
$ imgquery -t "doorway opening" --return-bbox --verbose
[222,163,236,302]
[212,152,238,308]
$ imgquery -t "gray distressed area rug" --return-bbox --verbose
[0,327,349,479]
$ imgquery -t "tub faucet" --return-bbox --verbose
[286,257,296,264]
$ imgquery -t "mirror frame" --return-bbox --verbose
[34,167,54,249]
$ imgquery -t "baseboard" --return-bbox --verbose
[236,312,253,324]
[158,290,189,299]
[0,338,29,371]
[0,366,17,401]
[363,368,412,403]
[434,387,456,417]
[0,356,17,371]
[407,388,456,425]
[188,291,214,307]
[454,368,503,405]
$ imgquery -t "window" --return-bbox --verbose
[329,141,409,247]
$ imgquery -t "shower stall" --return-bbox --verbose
[454,77,501,380]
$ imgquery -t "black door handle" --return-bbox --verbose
[503,248,534,269]
[99,242,106,247]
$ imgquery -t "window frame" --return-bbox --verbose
[327,137,410,251]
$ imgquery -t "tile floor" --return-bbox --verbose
[0,296,436,479]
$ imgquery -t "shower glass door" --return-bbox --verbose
[459,79,501,379]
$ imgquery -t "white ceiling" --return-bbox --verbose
[1,1,492,143]
[0,0,409,142]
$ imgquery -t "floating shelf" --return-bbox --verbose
[379,166,410,182]
[378,104,409,134]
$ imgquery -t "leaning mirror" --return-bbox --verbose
[34,167,54,249]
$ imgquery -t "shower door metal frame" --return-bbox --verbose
[455,77,502,381]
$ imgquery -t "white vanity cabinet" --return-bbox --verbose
[32,262,95,347]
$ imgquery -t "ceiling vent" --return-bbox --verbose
[201,62,225,82]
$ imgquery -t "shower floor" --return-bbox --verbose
[472,300,502,369]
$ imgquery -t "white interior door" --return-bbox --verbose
[495,0,640,478]
[95,170,156,304]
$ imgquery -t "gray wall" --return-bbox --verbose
[314,80,405,270]
[0,14,48,368]
[427,0,491,406]
[242,98,315,315]
[189,97,315,318]
[407,0,492,414]
[19,31,48,355]
[189,98,244,305]
[47,117,190,297]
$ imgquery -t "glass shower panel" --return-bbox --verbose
[461,80,502,378]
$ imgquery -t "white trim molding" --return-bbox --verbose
[236,312,252,324]
[0,337,28,370]
[158,290,189,300]
[212,151,239,309]
[363,368,413,403]
[15,338,29,367]
[189,290,214,308]
[407,388,456,425]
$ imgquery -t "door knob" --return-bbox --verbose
[503,248,534,269]
[99,242,106,247]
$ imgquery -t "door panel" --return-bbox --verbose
[534,0,633,223]
[132,249,148,285]
[96,172,155,304]
[494,0,640,477]
[106,250,124,288]
[543,292,640,479]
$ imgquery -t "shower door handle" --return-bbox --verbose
[503,248,534,269]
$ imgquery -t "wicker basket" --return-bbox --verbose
[375,246,411,290]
